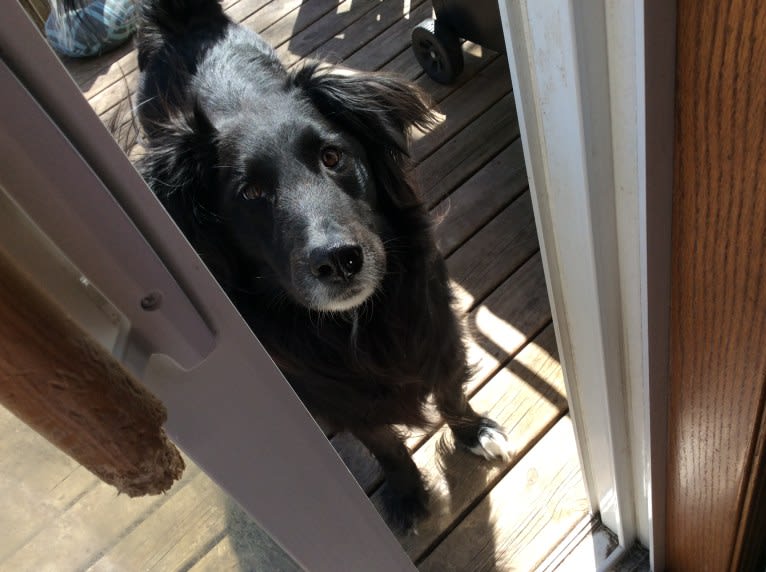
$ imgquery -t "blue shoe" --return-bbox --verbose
[46,0,137,58]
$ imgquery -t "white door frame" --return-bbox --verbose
[2,1,676,569]
[498,1,676,568]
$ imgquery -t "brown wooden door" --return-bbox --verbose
[668,1,766,570]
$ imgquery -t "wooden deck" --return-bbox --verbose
[0,1,620,570]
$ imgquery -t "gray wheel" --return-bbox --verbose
[411,18,464,84]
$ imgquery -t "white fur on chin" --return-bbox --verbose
[316,283,376,312]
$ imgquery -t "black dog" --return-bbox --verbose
[98,0,511,529]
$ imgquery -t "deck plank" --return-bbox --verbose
[226,0,278,25]
[256,0,339,47]
[343,1,433,71]
[411,57,510,163]
[0,407,98,561]
[414,45,497,104]
[299,0,429,66]
[1,462,200,571]
[0,407,79,502]
[447,192,538,314]
[86,471,218,571]
[461,253,550,395]
[357,44,500,105]
[85,471,295,572]
[418,45,501,104]
[189,531,301,572]
[416,92,520,206]
[1,466,96,562]
[535,516,622,572]
[376,37,428,78]
[433,139,527,256]
[274,0,381,67]
[417,416,589,571]
[330,430,383,492]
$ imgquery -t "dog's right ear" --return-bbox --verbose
[137,104,239,285]
[138,103,217,228]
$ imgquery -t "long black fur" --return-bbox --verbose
[61,0,509,530]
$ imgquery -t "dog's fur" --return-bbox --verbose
[70,0,512,529]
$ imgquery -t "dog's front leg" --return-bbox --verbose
[434,371,515,463]
[354,425,429,532]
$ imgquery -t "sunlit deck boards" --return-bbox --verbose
[1,1,600,570]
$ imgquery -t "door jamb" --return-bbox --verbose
[497,1,676,568]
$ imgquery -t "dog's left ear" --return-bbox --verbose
[293,65,435,151]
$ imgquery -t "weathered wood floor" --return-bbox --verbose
[0,1,608,570]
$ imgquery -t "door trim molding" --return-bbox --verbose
[498,1,676,567]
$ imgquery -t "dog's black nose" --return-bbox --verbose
[309,245,364,282]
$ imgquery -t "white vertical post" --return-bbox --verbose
[497,2,676,564]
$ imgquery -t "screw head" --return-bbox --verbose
[140,291,163,311]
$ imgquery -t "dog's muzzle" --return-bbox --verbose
[293,225,385,312]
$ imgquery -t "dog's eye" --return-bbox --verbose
[240,186,264,200]
[321,147,342,169]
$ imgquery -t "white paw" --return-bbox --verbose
[468,425,514,462]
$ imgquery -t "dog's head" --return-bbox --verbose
[145,64,433,312]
